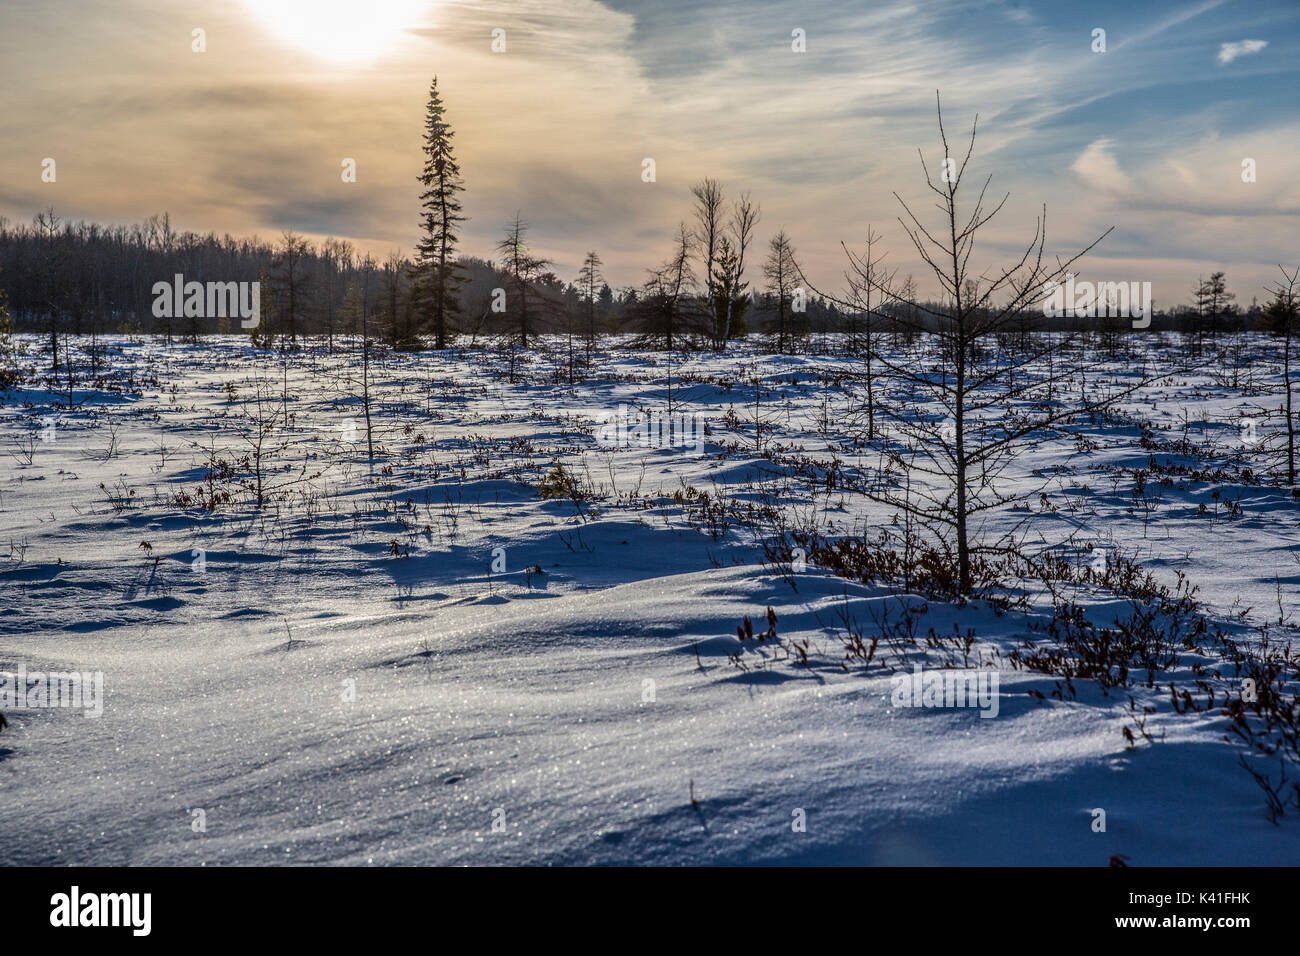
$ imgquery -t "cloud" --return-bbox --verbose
[1111,0,1228,52]
[1217,39,1267,64]
[1070,139,1135,197]
[1068,129,1300,217]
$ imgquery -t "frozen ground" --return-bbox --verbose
[1,334,1297,865]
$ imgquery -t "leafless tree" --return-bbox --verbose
[576,250,604,365]
[1263,264,1299,483]
[839,226,896,439]
[271,230,313,348]
[801,93,1193,595]
[690,179,725,347]
[722,193,760,345]
[639,223,697,349]
[495,213,551,349]
[340,254,378,465]
[320,238,353,352]
[762,229,801,353]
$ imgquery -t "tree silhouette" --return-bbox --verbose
[495,214,551,349]
[413,77,467,350]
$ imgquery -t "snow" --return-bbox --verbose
[1,334,1297,865]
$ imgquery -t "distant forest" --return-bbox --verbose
[0,208,866,349]
[0,208,1268,349]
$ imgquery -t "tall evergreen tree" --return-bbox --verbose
[576,250,604,358]
[710,236,749,339]
[414,76,467,350]
[1193,271,1234,353]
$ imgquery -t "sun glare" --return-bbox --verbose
[242,0,427,63]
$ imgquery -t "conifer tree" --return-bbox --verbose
[414,76,467,349]
[576,251,604,360]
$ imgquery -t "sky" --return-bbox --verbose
[1,0,1297,306]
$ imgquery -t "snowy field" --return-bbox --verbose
[1,333,1298,865]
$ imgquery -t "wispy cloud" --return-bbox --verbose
[1217,39,1268,64]
[1111,0,1229,51]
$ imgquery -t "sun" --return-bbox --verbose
[242,0,427,63]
